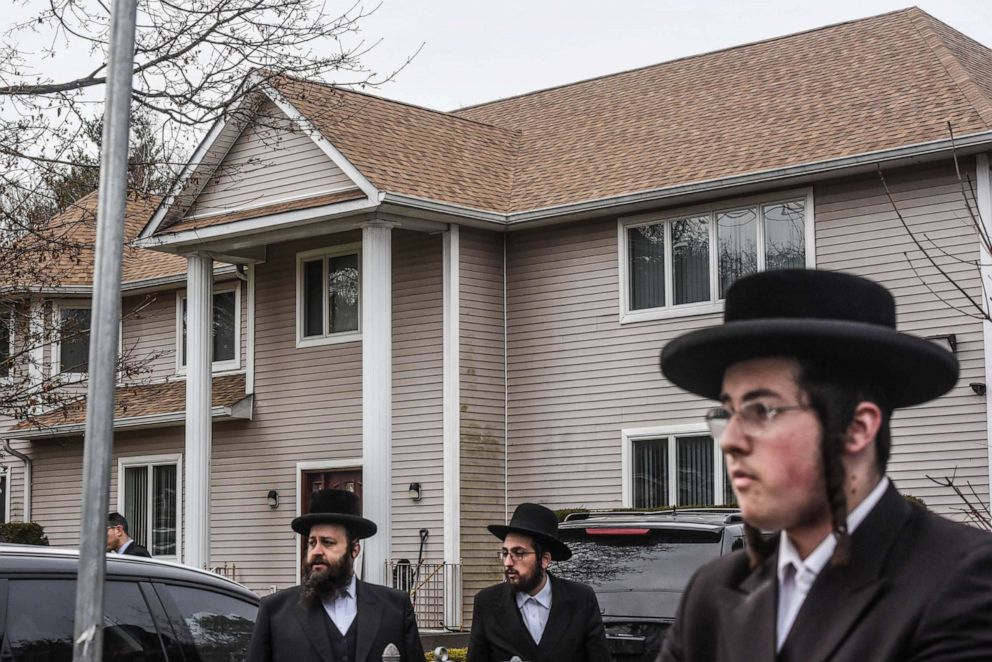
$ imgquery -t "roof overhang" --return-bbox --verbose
[8,395,253,440]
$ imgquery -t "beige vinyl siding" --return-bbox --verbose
[459,228,507,624]
[391,231,444,566]
[123,291,178,379]
[188,100,357,218]
[504,160,987,520]
[813,161,988,512]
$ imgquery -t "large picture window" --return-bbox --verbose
[119,455,181,560]
[623,427,735,508]
[296,245,361,346]
[178,285,240,372]
[55,303,92,376]
[621,194,811,321]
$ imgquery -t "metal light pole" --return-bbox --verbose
[72,1,139,660]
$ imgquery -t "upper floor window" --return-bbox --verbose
[296,244,360,347]
[178,284,240,372]
[55,303,91,376]
[623,426,736,508]
[620,194,812,322]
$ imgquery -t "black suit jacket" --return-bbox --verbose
[246,580,426,662]
[660,484,992,662]
[467,574,610,662]
[120,541,151,557]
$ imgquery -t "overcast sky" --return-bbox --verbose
[354,1,992,111]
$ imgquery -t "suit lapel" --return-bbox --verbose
[779,484,911,662]
[295,599,336,662]
[355,580,381,662]
[495,583,540,659]
[536,575,575,656]
[717,557,778,662]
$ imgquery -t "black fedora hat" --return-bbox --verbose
[488,503,571,561]
[291,488,378,539]
[660,269,958,408]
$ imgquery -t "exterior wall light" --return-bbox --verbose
[408,482,422,502]
[267,489,279,509]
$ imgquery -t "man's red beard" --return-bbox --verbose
[301,551,354,607]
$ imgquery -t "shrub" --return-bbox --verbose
[426,648,467,662]
[0,522,49,545]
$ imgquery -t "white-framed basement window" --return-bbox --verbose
[177,283,241,373]
[619,191,814,323]
[117,454,182,561]
[52,301,92,379]
[622,425,736,508]
[296,243,361,348]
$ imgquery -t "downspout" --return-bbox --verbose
[2,439,32,521]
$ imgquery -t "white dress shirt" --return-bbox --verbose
[515,575,553,644]
[775,476,890,650]
[322,574,358,635]
[117,539,134,555]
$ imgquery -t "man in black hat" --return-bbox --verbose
[467,502,610,662]
[658,269,992,662]
[247,488,426,662]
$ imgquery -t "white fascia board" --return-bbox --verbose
[256,78,381,201]
[141,94,260,239]
[9,397,252,440]
[14,265,237,297]
[135,197,379,250]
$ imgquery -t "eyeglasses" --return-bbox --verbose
[704,402,810,441]
[497,549,537,562]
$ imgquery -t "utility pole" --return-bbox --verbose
[71,0,138,660]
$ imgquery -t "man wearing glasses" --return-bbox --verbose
[467,502,610,662]
[658,269,992,661]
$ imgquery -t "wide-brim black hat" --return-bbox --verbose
[291,488,378,539]
[660,269,958,407]
[488,502,572,561]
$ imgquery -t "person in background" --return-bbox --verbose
[106,512,151,557]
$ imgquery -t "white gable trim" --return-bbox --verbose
[256,75,380,201]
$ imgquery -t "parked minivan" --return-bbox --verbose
[0,544,259,661]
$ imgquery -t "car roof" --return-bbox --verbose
[0,544,258,602]
[558,508,744,531]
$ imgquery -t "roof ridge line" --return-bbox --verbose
[907,8,992,129]
[453,7,921,114]
[273,73,520,137]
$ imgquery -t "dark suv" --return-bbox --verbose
[0,544,259,661]
[555,509,745,662]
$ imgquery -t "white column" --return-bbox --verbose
[442,225,463,626]
[361,222,392,585]
[185,254,213,569]
[977,154,992,500]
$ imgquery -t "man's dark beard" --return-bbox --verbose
[508,564,545,596]
[301,552,354,607]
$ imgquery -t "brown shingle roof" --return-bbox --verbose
[13,373,247,433]
[39,191,188,286]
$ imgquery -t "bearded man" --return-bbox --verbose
[247,488,426,662]
[467,502,610,662]
[658,269,992,661]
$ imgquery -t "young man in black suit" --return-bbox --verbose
[658,269,992,661]
[106,512,151,557]
[247,488,425,662]
[468,502,610,662]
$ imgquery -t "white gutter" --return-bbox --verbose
[2,440,31,521]
[9,397,252,440]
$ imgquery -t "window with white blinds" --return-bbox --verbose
[628,431,736,508]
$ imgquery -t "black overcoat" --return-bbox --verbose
[660,484,992,661]
[467,574,611,662]
[120,541,151,557]
[246,579,426,662]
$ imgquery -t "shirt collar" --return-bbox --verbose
[777,476,890,579]
[324,574,357,606]
[515,573,553,610]
[118,540,133,554]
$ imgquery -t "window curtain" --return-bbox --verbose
[124,466,148,548]
[302,259,324,337]
[633,438,669,508]
[628,225,665,310]
[764,201,806,270]
[153,465,177,556]
[212,291,237,362]
[676,435,714,506]
[672,217,710,304]
[329,254,359,333]
[717,208,757,297]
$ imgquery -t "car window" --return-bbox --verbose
[556,527,723,592]
[156,584,257,662]
[3,579,166,662]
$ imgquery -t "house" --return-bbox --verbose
[2,6,992,629]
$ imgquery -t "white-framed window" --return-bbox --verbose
[296,243,361,348]
[0,467,9,523]
[117,454,182,561]
[619,190,814,323]
[176,283,241,373]
[52,301,92,378]
[622,425,736,508]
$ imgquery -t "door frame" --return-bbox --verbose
[294,458,363,584]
